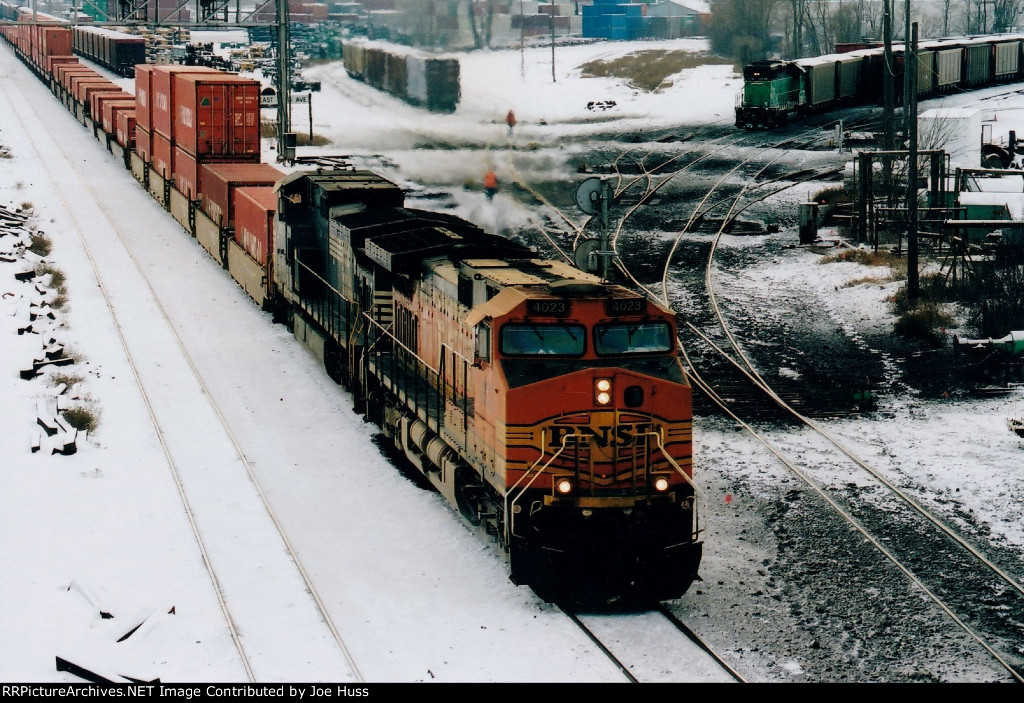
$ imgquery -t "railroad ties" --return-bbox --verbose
[1,203,79,455]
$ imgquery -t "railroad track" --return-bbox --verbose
[635,135,1024,681]
[1,51,363,683]
[518,119,1024,680]
[562,605,745,683]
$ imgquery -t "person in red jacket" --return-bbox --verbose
[506,109,517,136]
[484,169,498,199]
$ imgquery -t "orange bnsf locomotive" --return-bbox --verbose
[0,11,702,607]
[275,171,702,606]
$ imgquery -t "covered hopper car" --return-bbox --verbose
[737,33,1024,129]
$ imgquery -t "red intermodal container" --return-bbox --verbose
[133,64,154,133]
[102,99,135,135]
[233,186,277,265]
[172,148,264,202]
[40,27,72,58]
[72,81,113,113]
[92,91,133,126]
[70,76,109,99]
[116,109,137,149]
[46,55,77,76]
[152,130,172,178]
[65,68,100,87]
[54,62,83,83]
[135,124,151,162]
[172,146,201,200]
[78,83,122,116]
[61,67,98,92]
[200,162,283,227]
[172,73,261,158]
[148,65,221,139]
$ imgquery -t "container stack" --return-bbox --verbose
[135,65,262,199]
[37,26,72,69]
[231,187,278,266]
[200,163,283,231]
[92,90,134,127]
[73,74,122,119]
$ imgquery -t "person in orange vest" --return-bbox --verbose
[505,109,517,136]
[483,168,498,199]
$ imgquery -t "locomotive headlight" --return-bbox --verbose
[555,478,574,495]
[653,477,670,492]
[595,378,612,406]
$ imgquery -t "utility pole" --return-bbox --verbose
[882,0,894,152]
[276,0,292,160]
[520,0,525,77]
[550,3,556,83]
[903,0,912,137]
[907,22,920,301]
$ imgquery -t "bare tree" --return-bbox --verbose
[408,0,440,47]
[963,0,981,33]
[466,0,496,49]
[789,0,807,57]
[861,0,884,38]
[709,0,781,63]
[801,0,861,55]
[991,0,1024,31]
[805,0,826,54]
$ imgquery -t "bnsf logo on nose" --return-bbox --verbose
[548,423,652,448]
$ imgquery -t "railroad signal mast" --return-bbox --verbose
[574,176,614,281]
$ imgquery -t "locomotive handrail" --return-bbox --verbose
[640,430,703,498]
[361,312,440,374]
[294,258,346,300]
[360,314,394,355]
[505,430,576,544]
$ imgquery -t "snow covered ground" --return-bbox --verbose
[1,33,1023,684]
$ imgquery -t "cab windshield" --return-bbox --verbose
[500,324,586,356]
[594,322,673,355]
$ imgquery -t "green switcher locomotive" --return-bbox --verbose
[735,60,806,129]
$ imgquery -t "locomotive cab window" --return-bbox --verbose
[500,324,585,356]
[474,321,491,364]
[594,322,673,355]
